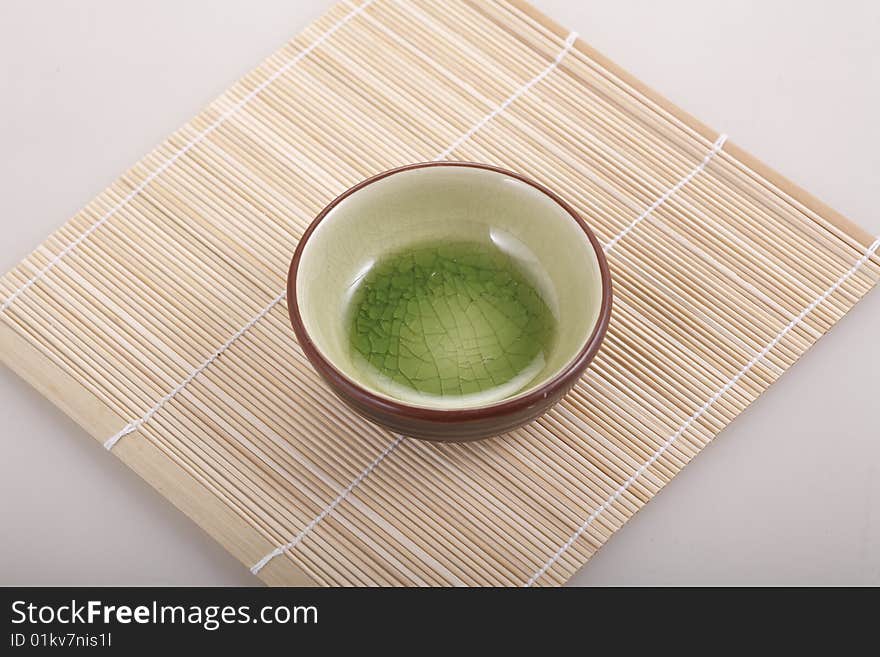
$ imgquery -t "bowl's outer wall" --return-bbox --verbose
[312,355,584,442]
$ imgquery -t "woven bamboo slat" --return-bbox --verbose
[1,0,877,586]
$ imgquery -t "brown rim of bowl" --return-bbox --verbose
[287,161,613,425]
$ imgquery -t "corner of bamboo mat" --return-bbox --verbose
[0,321,317,587]
[507,0,874,250]
[719,141,876,248]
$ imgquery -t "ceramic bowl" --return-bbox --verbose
[287,162,612,441]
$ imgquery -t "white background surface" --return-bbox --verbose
[0,0,877,585]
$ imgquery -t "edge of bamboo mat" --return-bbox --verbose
[507,0,875,248]
[0,321,315,586]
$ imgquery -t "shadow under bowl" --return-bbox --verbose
[287,162,612,442]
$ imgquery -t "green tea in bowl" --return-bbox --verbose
[347,239,556,408]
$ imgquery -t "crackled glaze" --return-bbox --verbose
[347,239,556,407]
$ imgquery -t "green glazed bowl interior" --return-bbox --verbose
[292,162,608,413]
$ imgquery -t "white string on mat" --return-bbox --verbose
[526,236,880,586]
[436,31,579,159]
[103,290,287,450]
[604,134,727,252]
[250,435,404,575]
[0,0,374,316]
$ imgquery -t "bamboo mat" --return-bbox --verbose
[2,0,878,586]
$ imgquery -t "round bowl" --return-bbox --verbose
[287,162,612,442]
